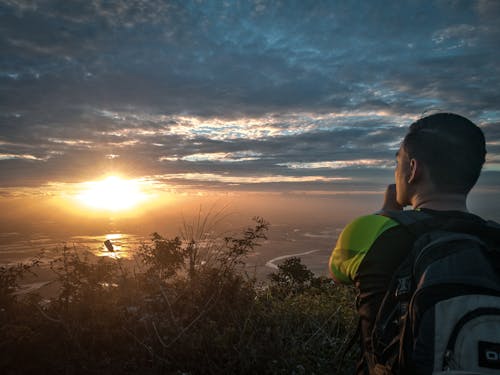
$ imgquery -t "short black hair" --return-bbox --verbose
[402,112,486,194]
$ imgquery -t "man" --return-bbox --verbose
[329,112,488,374]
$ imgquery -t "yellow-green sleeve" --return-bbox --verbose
[329,214,399,284]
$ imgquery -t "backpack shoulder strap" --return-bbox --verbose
[380,211,500,240]
[486,220,500,228]
[379,210,434,236]
[484,220,500,243]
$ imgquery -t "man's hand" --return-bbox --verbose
[382,184,404,211]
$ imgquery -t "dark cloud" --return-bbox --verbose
[0,0,499,193]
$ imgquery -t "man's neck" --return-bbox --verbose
[411,193,468,212]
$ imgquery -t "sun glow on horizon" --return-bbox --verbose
[77,176,148,211]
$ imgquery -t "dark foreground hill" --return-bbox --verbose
[0,218,357,374]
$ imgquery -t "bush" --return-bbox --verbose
[0,218,358,374]
[0,257,40,309]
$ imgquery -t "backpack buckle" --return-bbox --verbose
[395,276,411,297]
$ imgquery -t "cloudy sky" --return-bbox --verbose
[1,0,500,219]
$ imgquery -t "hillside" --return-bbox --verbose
[0,218,358,374]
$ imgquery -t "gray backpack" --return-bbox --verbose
[371,211,500,375]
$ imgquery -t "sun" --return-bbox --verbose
[77,176,148,211]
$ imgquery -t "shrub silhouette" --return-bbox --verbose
[0,217,357,374]
[269,256,315,291]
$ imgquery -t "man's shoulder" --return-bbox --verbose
[330,214,405,284]
[337,214,401,252]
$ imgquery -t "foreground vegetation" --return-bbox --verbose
[0,218,357,374]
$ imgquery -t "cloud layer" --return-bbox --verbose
[1,0,499,194]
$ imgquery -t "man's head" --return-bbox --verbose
[395,113,486,207]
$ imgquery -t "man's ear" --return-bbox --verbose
[407,158,419,184]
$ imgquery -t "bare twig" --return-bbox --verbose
[304,305,342,347]
[123,327,170,365]
[165,291,219,348]
[34,303,62,323]
[158,281,177,324]
[152,321,169,348]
